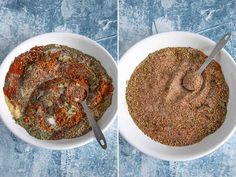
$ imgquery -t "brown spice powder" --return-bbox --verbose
[126,47,229,146]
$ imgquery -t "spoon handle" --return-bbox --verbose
[82,102,107,149]
[197,32,232,75]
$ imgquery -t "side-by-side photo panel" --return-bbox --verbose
[0,1,117,177]
[119,0,236,176]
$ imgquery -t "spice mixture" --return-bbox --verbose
[3,44,113,140]
[126,47,229,146]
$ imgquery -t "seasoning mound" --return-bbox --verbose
[126,47,229,146]
[3,44,113,140]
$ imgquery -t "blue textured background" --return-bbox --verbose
[119,0,236,177]
[0,0,117,177]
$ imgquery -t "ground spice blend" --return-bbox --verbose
[126,47,229,146]
[3,44,114,140]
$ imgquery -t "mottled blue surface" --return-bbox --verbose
[0,1,117,177]
[119,0,236,176]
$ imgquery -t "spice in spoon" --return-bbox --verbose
[182,71,203,91]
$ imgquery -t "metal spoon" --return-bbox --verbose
[197,32,233,75]
[82,101,107,149]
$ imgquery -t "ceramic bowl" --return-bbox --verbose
[119,31,236,161]
[0,32,117,150]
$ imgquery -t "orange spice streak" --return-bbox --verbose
[78,75,89,87]
[93,95,103,107]
[55,107,68,127]
[93,80,113,107]
[66,110,84,128]
[3,75,19,98]
[37,117,52,132]
[98,80,114,95]
[4,46,43,99]
[48,84,59,91]
[55,107,84,129]
[8,55,27,75]
[9,46,43,75]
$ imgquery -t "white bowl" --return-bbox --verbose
[119,31,236,161]
[0,32,117,150]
